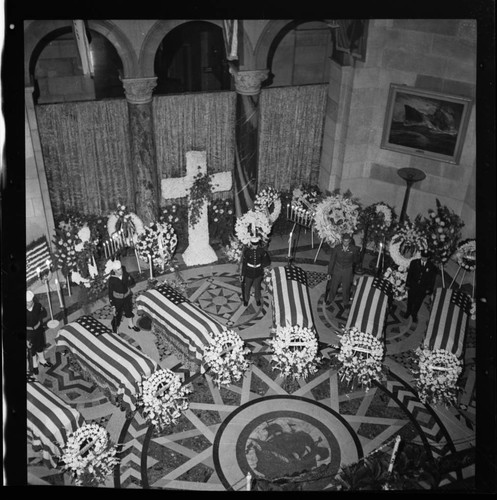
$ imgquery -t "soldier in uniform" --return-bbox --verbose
[239,236,271,307]
[26,290,53,379]
[108,260,140,333]
[325,233,361,308]
[403,249,437,323]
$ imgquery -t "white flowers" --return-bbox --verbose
[58,423,119,487]
[203,328,251,387]
[453,238,476,272]
[77,224,91,243]
[137,369,192,433]
[374,203,394,228]
[268,325,321,380]
[107,206,145,243]
[71,270,91,288]
[336,327,384,391]
[234,210,272,245]
[413,348,463,407]
[222,236,244,263]
[389,221,427,268]
[314,195,360,246]
[383,266,408,301]
[254,186,282,225]
[135,222,178,269]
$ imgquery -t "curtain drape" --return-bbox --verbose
[36,99,133,217]
[153,91,236,205]
[257,84,327,191]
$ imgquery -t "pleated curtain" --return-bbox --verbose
[35,99,134,217]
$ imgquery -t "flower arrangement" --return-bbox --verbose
[336,327,385,391]
[314,194,360,246]
[291,183,323,208]
[160,203,188,252]
[412,347,463,407]
[209,197,235,244]
[358,202,397,247]
[107,204,144,243]
[254,186,282,225]
[203,328,251,387]
[263,266,273,293]
[382,266,408,302]
[389,219,427,269]
[189,167,217,228]
[52,225,80,278]
[420,199,465,266]
[222,235,244,263]
[469,297,476,321]
[136,369,192,433]
[234,210,272,245]
[268,325,321,381]
[58,423,120,487]
[135,221,178,271]
[453,238,476,272]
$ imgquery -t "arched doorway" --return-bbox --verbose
[153,21,232,95]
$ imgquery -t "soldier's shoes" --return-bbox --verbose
[27,372,36,382]
[129,325,140,332]
[40,361,53,368]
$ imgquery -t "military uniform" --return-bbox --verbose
[239,243,271,306]
[325,239,360,307]
[108,265,136,332]
[26,301,47,357]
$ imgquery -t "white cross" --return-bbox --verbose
[161,151,232,267]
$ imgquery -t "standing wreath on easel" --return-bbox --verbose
[254,186,282,225]
[234,210,271,245]
[454,238,476,272]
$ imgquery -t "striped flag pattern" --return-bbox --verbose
[424,287,470,358]
[55,316,159,413]
[27,381,85,468]
[345,275,392,338]
[136,284,226,368]
[271,265,315,330]
[26,236,52,284]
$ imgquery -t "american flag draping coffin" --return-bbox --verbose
[270,265,315,330]
[136,283,226,368]
[345,275,393,339]
[27,381,85,468]
[423,287,471,358]
[55,315,160,413]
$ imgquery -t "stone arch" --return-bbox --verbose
[24,19,138,86]
[254,19,331,72]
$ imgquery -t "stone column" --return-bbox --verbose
[231,69,269,217]
[121,77,159,226]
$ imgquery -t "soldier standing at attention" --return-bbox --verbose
[239,236,271,307]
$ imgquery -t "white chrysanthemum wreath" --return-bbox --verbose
[107,204,145,244]
[254,186,282,225]
[314,195,360,246]
[268,325,321,380]
[453,238,476,272]
[389,221,427,268]
[137,369,192,433]
[235,210,272,245]
[336,327,385,391]
[413,347,463,407]
[203,328,251,388]
[58,423,120,487]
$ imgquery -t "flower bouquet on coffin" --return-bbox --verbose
[336,327,385,392]
[268,325,321,381]
[136,368,192,434]
[411,348,463,407]
[58,423,120,487]
[203,328,251,388]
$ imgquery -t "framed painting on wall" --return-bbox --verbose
[380,84,473,164]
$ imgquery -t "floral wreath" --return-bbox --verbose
[453,238,476,272]
[107,205,145,244]
[336,327,385,391]
[291,184,322,208]
[268,325,321,380]
[137,369,192,433]
[412,347,463,407]
[135,222,178,269]
[203,328,251,388]
[389,221,427,268]
[58,423,120,487]
[254,186,282,225]
[314,195,360,246]
[222,235,244,264]
[359,202,396,247]
[234,210,272,245]
[382,266,408,302]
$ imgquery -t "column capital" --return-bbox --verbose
[121,77,158,104]
[232,70,269,96]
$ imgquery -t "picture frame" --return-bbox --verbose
[380,84,473,164]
